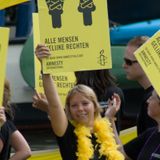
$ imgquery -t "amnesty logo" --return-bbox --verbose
[97,49,107,66]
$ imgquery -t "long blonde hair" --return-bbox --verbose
[65,84,101,121]
[3,79,14,119]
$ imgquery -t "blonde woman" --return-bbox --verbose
[34,44,124,160]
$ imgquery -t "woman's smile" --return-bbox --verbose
[69,93,95,126]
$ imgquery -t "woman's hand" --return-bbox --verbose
[35,44,51,62]
[32,91,49,113]
[0,107,6,126]
[105,93,121,120]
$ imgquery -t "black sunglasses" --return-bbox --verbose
[124,58,138,66]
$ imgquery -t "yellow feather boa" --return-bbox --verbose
[74,118,124,160]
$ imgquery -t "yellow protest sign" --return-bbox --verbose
[0,27,9,106]
[135,30,160,96]
[33,13,76,105]
[51,73,76,105]
[33,13,43,93]
[0,0,29,10]
[38,0,111,73]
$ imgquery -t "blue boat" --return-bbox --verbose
[110,19,160,45]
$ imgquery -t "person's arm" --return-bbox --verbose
[9,130,31,160]
[105,94,131,160]
[35,44,68,136]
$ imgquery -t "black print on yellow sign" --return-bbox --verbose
[97,49,107,66]
[78,0,96,26]
[45,0,96,28]
[46,0,64,28]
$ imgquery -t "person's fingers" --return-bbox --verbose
[34,90,41,99]
[36,45,50,53]
[32,94,38,101]
[112,98,117,108]
[0,107,6,123]
[40,93,46,99]
[32,103,36,108]
[32,94,40,108]
[36,44,45,49]
[111,93,121,109]
[113,93,121,102]
[0,107,5,113]
[107,99,111,105]
[35,44,51,60]
[36,54,48,59]
[35,52,50,59]
[32,101,38,108]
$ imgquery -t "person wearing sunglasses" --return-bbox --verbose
[123,58,138,66]
[123,36,156,135]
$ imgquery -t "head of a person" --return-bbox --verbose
[3,79,13,119]
[65,84,100,126]
[123,36,149,81]
[74,70,116,101]
[147,90,160,121]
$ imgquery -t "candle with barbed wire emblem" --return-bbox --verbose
[45,0,64,28]
[97,49,107,66]
[78,0,96,25]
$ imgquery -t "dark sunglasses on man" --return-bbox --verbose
[124,58,138,66]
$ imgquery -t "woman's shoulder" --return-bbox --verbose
[56,121,75,138]
[1,120,17,133]
[0,120,17,142]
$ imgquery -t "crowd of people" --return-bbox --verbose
[0,1,159,160]
[1,33,160,159]
[32,39,159,160]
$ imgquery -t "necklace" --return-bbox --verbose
[74,118,124,160]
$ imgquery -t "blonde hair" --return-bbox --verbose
[3,79,14,119]
[65,84,100,120]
